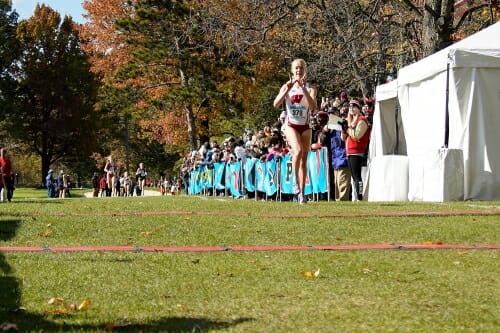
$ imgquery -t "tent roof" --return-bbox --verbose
[375,79,398,101]
[398,22,500,85]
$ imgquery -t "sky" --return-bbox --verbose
[11,0,86,23]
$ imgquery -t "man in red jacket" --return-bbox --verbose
[0,148,14,202]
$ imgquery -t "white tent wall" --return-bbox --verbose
[370,80,407,157]
[369,22,500,201]
[367,80,409,201]
[456,66,500,199]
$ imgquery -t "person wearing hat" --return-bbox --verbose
[346,98,370,201]
[273,58,317,204]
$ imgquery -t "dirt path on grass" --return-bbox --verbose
[5,204,498,253]
[42,207,500,218]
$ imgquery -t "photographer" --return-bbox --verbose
[329,108,351,201]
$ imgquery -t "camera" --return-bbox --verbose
[338,118,348,129]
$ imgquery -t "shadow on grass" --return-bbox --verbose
[1,220,253,331]
[2,311,253,332]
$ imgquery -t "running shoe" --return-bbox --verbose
[293,183,300,195]
[298,193,307,205]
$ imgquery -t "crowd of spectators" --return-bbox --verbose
[181,89,375,201]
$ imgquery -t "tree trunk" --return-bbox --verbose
[422,0,454,57]
[185,104,198,152]
[178,66,198,152]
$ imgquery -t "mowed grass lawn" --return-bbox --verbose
[1,188,499,332]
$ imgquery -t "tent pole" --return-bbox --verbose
[444,62,450,148]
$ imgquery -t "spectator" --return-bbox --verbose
[330,110,352,201]
[64,174,71,198]
[99,173,107,197]
[339,90,348,105]
[0,148,14,202]
[346,98,370,201]
[265,135,285,162]
[91,172,99,197]
[57,170,65,198]
[113,173,121,197]
[234,139,246,163]
[46,169,56,198]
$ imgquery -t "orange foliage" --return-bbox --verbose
[139,110,187,145]
[78,0,135,82]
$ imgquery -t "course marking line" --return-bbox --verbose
[32,209,500,219]
[1,244,499,253]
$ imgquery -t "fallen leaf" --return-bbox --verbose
[453,261,461,266]
[140,231,153,236]
[362,268,372,274]
[38,230,52,237]
[176,304,188,311]
[422,240,433,245]
[301,268,320,278]
[78,299,91,311]
[69,304,77,310]
[48,297,64,305]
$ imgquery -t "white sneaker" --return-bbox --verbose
[293,183,300,195]
[298,193,307,205]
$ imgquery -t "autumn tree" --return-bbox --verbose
[108,0,285,152]
[9,4,100,185]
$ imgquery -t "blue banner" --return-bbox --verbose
[188,148,330,199]
[265,157,278,196]
[201,166,213,190]
[280,155,294,194]
[244,158,256,193]
[227,161,242,197]
[254,160,266,193]
[214,162,226,190]
[190,168,202,194]
[307,149,327,193]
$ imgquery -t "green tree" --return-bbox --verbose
[9,4,100,186]
[0,0,20,140]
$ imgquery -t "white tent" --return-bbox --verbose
[368,22,500,201]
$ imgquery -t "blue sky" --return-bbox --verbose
[12,0,86,23]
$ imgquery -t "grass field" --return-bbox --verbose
[1,188,499,332]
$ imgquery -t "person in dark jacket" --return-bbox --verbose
[46,170,56,198]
